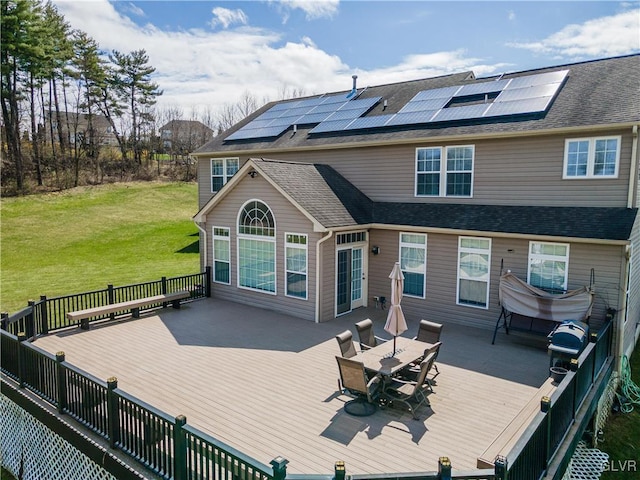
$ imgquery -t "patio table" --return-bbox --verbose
[353,336,432,377]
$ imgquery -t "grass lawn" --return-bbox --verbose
[1,181,200,314]
[599,348,640,479]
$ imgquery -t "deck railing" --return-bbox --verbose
[0,269,210,337]
[0,308,614,480]
[502,320,613,478]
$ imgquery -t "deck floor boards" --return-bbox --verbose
[32,298,550,475]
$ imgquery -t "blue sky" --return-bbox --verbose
[54,1,640,116]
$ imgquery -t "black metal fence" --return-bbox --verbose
[1,269,211,338]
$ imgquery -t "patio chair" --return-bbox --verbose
[335,330,357,358]
[384,351,437,420]
[355,318,389,350]
[414,319,443,376]
[401,341,442,382]
[335,356,382,416]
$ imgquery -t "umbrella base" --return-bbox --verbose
[344,398,377,416]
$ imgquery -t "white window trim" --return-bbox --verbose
[212,226,231,285]
[562,136,620,179]
[211,157,239,192]
[236,199,277,295]
[399,232,427,299]
[456,236,491,309]
[415,145,474,197]
[285,233,308,300]
[527,241,570,292]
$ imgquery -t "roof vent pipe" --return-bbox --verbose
[346,75,358,98]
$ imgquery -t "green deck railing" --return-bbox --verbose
[0,297,614,480]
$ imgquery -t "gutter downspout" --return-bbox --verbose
[195,222,207,270]
[315,230,334,323]
[627,125,638,208]
[616,245,631,371]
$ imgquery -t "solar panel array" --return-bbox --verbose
[225,94,381,141]
[225,69,569,141]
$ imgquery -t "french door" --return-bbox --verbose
[336,246,365,315]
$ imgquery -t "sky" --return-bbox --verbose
[53,0,640,117]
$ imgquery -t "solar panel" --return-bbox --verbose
[225,124,289,140]
[345,115,395,130]
[337,97,380,110]
[455,79,510,97]
[505,70,568,89]
[325,109,367,121]
[431,104,490,122]
[309,119,353,134]
[399,98,449,113]
[483,97,552,117]
[411,86,461,101]
[495,84,561,103]
[296,112,333,124]
[319,94,349,105]
[269,100,300,111]
[386,110,437,126]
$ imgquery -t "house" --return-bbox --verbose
[44,111,118,147]
[159,119,214,153]
[191,54,640,364]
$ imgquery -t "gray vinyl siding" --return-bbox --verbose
[319,239,336,322]
[367,228,624,331]
[624,218,640,357]
[203,174,318,321]
[234,129,632,208]
[197,156,250,208]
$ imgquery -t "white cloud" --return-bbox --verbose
[508,10,516,22]
[508,9,640,57]
[272,0,339,21]
[210,7,248,29]
[122,2,145,18]
[52,1,507,119]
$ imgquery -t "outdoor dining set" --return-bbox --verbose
[335,317,443,420]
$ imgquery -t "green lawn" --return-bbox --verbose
[0,182,200,314]
[599,349,640,479]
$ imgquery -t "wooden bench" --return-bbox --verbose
[477,377,557,469]
[67,290,191,329]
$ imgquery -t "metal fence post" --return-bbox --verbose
[27,300,36,339]
[270,456,288,480]
[173,415,188,480]
[56,352,67,414]
[107,284,115,322]
[438,457,451,480]
[40,295,49,335]
[334,461,345,480]
[205,266,212,297]
[17,332,27,388]
[1,312,8,331]
[494,456,508,480]
[162,276,168,295]
[107,376,119,448]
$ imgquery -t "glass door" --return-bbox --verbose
[336,247,365,315]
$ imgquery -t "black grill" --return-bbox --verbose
[548,320,589,369]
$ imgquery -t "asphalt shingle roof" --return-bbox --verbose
[195,54,640,155]
[252,159,637,241]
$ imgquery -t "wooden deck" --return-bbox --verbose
[32,298,550,475]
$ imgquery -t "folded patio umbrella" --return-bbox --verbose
[384,262,408,355]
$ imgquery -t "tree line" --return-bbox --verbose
[1,0,305,196]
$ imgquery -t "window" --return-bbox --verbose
[563,136,620,178]
[457,237,491,308]
[400,233,427,298]
[237,200,275,293]
[528,242,569,293]
[285,234,307,299]
[416,145,474,197]
[211,158,239,192]
[212,227,230,284]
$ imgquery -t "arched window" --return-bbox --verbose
[237,200,276,293]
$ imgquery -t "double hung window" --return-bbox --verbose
[212,227,230,284]
[563,136,620,178]
[528,241,569,293]
[285,234,307,299]
[416,145,474,197]
[457,237,491,308]
[399,233,427,298]
[211,158,239,192]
